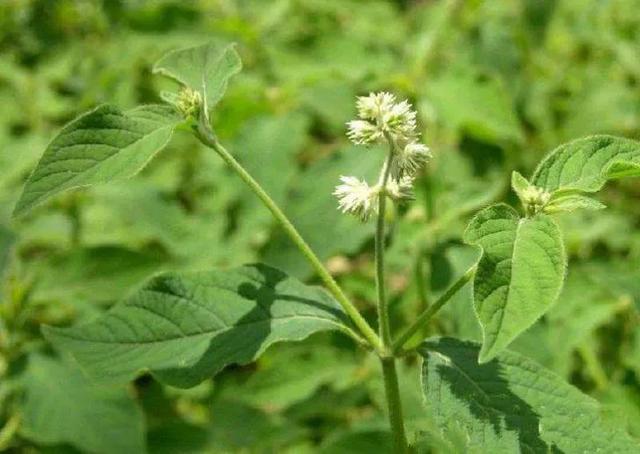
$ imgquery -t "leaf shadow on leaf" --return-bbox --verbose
[153,264,346,387]
[430,340,562,453]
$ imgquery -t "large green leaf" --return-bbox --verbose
[43,264,355,387]
[13,104,180,216]
[153,41,241,113]
[464,204,566,363]
[531,135,640,192]
[20,354,145,454]
[419,338,640,453]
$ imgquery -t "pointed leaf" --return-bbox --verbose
[510,170,529,196]
[21,354,145,454]
[153,41,241,112]
[463,204,566,363]
[43,264,355,388]
[13,104,180,216]
[544,194,606,213]
[419,338,639,453]
[531,135,640,192]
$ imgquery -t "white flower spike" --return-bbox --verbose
[347,92,419,145]
[356,92,396,121]
[338,92,430,221]
[346,120,382,145]
[390,142,431,178]
[333,176,379,221]
[386,176,415,201]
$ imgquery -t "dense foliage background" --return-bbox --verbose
[1,0,639,452]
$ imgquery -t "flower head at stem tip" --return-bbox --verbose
[347,92,419,145]
[175,87,203,119]
[337,92,430,221]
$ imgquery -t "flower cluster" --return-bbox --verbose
[332,175,414,222]
[336,93,430,221]
[175,87,203,119]
[521,185,551,214]
[333,176,379,221]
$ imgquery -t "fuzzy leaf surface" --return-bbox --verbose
[13,104,180,216]
[43,264,354,387]
[531,135,640,192]
[464,204,565,363]
[21,354,145,454]
[544,194,606,213]
[420,338,639,453]
[153,41,241,111]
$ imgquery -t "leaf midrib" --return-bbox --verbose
[47,314,349,346]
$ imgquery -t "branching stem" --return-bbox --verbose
[195,122,383,353]
[393,264,476,352]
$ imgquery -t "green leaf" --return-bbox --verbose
[43,264,355,388]
[153,41,241,113]
[419,338,640,453]
[510,170,533,210]
[463,204,566,363]
[544,194,606,213]
[531,135,640,192]
[13,104,180,216]
[20,354,145,454]
[510,170,529,197]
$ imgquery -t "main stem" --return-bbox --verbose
[196,124,383,353]
[375,152,394,345]
[381,357,408,453]
[376,146,408,453]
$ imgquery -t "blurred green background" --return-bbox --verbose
[1,0,639,452]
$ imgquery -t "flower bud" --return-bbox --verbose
[386,176,415,201]
[390,142,431,178]
[176,87,203,119]
[346,92,420,145]
[521,185,551,214]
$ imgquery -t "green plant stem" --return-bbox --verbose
[375,152,394,345]
[393,264,476,352]
[374,145,408,453]
[381,357,408,453]
[196,124,383,352]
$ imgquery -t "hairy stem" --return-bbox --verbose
[381,357,409,453]
[196,124,383,352]
[375,144,408,453]
[393,264,476,352]
[375,152,394,345]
